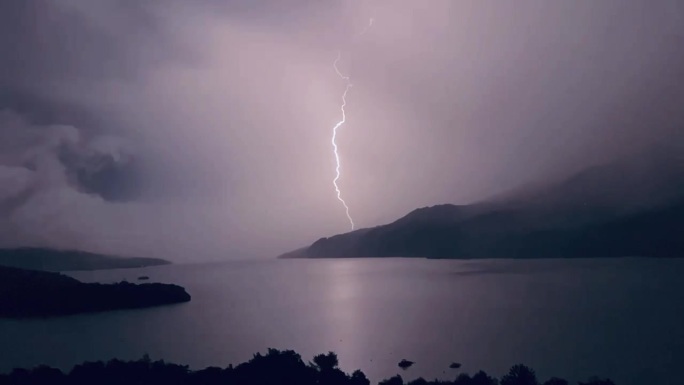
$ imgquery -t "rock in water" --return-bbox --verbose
[398,359,414,370]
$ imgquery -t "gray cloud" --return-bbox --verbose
[1,0,683,260]
[0,110,140,248]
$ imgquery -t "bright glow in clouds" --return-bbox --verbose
[329,18,374,231]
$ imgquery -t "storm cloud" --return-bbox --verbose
[1,0,683,260]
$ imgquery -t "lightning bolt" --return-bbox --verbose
[331,51,355,230]
[356,17,374,37]
[329,18,373,231]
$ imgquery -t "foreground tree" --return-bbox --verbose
[500,364,539,385]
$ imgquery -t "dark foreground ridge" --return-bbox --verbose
[0,349,616,385]
[0,247,170,272]
[0,266,190,318]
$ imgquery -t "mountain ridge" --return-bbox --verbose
[280,149,684,260]
[0,247,170,272]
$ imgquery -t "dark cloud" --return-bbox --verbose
[65,154,142,202]
[58,138,142,202]
[0,1,166,84]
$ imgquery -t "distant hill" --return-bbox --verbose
[0,248,170,272]
[280,146,684,259]
[0,265,190,318]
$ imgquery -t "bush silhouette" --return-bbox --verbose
[406,378,429,385]
[379,374,404,385]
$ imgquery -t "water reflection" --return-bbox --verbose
[319,259,363,354]
[1,258,683,385]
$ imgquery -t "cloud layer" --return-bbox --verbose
[1,0,683,260]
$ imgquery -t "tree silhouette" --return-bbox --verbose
[453,373,473,385]
[471,370,498,385]
[500,364,539,385]
[350,369,371,385]
[313,352,339,371]
[542,378,569,385]
[578,377,616,385]
[0,350,620,385]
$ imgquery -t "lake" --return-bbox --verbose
[1,258,683,385]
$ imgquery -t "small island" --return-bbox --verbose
[398,359,414,370]
[0,266,190,318]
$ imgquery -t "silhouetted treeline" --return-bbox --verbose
[0,349,616,385]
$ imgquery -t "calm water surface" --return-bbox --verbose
[1,258,683,385]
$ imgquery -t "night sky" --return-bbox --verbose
[1,0,683,261]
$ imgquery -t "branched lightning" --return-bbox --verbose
[329,17,373,231]
[331,51,355,230]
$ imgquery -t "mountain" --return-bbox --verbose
[0,265,190,318]
[0,248,170,272]
[280,146,684,259]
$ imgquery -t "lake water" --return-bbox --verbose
[1,258,683,385]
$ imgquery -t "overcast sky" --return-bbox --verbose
[0,0,682,261]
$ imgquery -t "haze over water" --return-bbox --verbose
[1,258,682,385]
